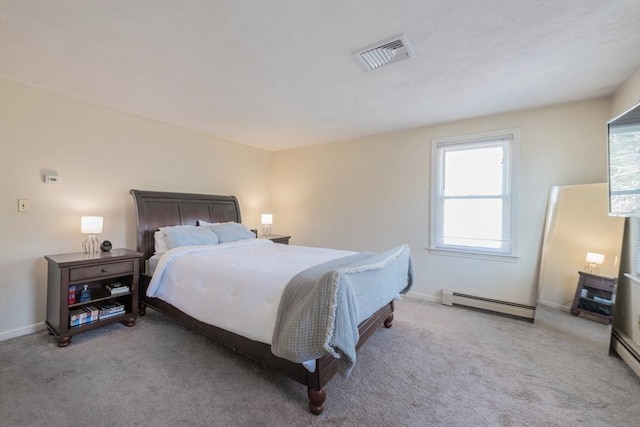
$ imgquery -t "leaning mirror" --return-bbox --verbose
[537,183,625,351]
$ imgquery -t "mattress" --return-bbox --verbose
[148,239,356,346]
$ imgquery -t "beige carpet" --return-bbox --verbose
[1,298,639,426]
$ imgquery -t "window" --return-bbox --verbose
[607,102,640,216]
[430,129,520,259]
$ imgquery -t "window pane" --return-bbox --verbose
[431,129,518,257]
[442,199,503,249]
[444,146,503,196]
[609,123,640,215]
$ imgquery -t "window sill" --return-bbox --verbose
[428,248,519,263]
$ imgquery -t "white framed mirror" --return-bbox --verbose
[537,183,625,350]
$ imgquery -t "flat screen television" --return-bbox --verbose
[607,102,640,216]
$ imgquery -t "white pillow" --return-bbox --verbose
[202,222,255,243]
[157,225,220,250]
[154,231,169,254]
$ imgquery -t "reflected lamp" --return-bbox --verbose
[584,252,604,274]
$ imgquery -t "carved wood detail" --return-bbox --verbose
[307,387,327,415]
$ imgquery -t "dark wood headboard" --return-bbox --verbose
[130,190,241,261]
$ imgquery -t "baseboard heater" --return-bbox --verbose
[610,326,640,378]
[441,290,535,322]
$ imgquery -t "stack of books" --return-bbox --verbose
[97,302,125,320]
[69,305,99,327]
[106,282,130,296]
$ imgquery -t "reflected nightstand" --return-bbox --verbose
[570,271,617,324]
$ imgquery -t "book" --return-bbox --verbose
[69,309,87,327]
[97,311,125,321]
[97,301,125,319]
[70,305,103,326]
[68,285,77,304]
[83,305,99,323]
[106,283,130,295]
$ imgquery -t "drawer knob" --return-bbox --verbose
[101,268,107,273]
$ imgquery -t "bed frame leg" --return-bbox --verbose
[139,303,147,316]
[307,387,326,415]
[383,312,394,328]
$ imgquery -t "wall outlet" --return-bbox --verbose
[18,199,29,212]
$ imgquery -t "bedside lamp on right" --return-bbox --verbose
[584,252,604,274]
[261,214,272,237]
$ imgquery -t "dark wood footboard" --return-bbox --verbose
[139,273,394,414]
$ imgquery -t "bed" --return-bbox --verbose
[130,189,412,414]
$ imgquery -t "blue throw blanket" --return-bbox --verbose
[271,244,413,377]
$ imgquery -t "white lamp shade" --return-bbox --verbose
[585,252,605,265]
[81,216,103,234]
[261,214,273,225]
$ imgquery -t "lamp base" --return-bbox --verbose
[261,225,271,237]
[585,264,600,274]
[82,234,101,253]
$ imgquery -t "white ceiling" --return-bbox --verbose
[1,0,639,151]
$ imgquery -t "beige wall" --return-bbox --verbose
[611,70,640,119]
[272,98,613,305]
[610,69,640,346]
[0,79,272,340]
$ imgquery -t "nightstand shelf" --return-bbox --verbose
[45,248,143,347]
[570,271,617,324]
[67,290,132,309]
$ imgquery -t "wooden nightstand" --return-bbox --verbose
[44,248,143,347]
[258,235,291,245]
[570,271,617,324]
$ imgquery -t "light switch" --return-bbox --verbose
[18,199,29,212]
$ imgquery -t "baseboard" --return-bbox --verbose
[0,321,46,342]
[536,299,571,312]
[405,291,439,303]
[442,290,535,322]
[610,327,640,378]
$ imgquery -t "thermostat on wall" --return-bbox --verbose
[44,175,59,184]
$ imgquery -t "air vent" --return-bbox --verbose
[353,33,415,71]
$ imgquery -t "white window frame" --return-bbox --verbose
[635,218,640,277]
[624,217,640,285]
[429,128,520,261]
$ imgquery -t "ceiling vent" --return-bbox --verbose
[353,33,415,71]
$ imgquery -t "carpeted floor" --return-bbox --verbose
[1,298,639,426]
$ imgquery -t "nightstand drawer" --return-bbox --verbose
[580,274,616,291]
[70,260,134,282]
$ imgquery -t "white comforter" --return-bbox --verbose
[148,239,356,345]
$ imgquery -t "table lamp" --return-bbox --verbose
[261,214,272,237]
[81,216,103,253]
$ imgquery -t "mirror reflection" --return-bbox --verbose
[536,183,625,351]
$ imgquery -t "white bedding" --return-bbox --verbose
[148,239,356,346]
